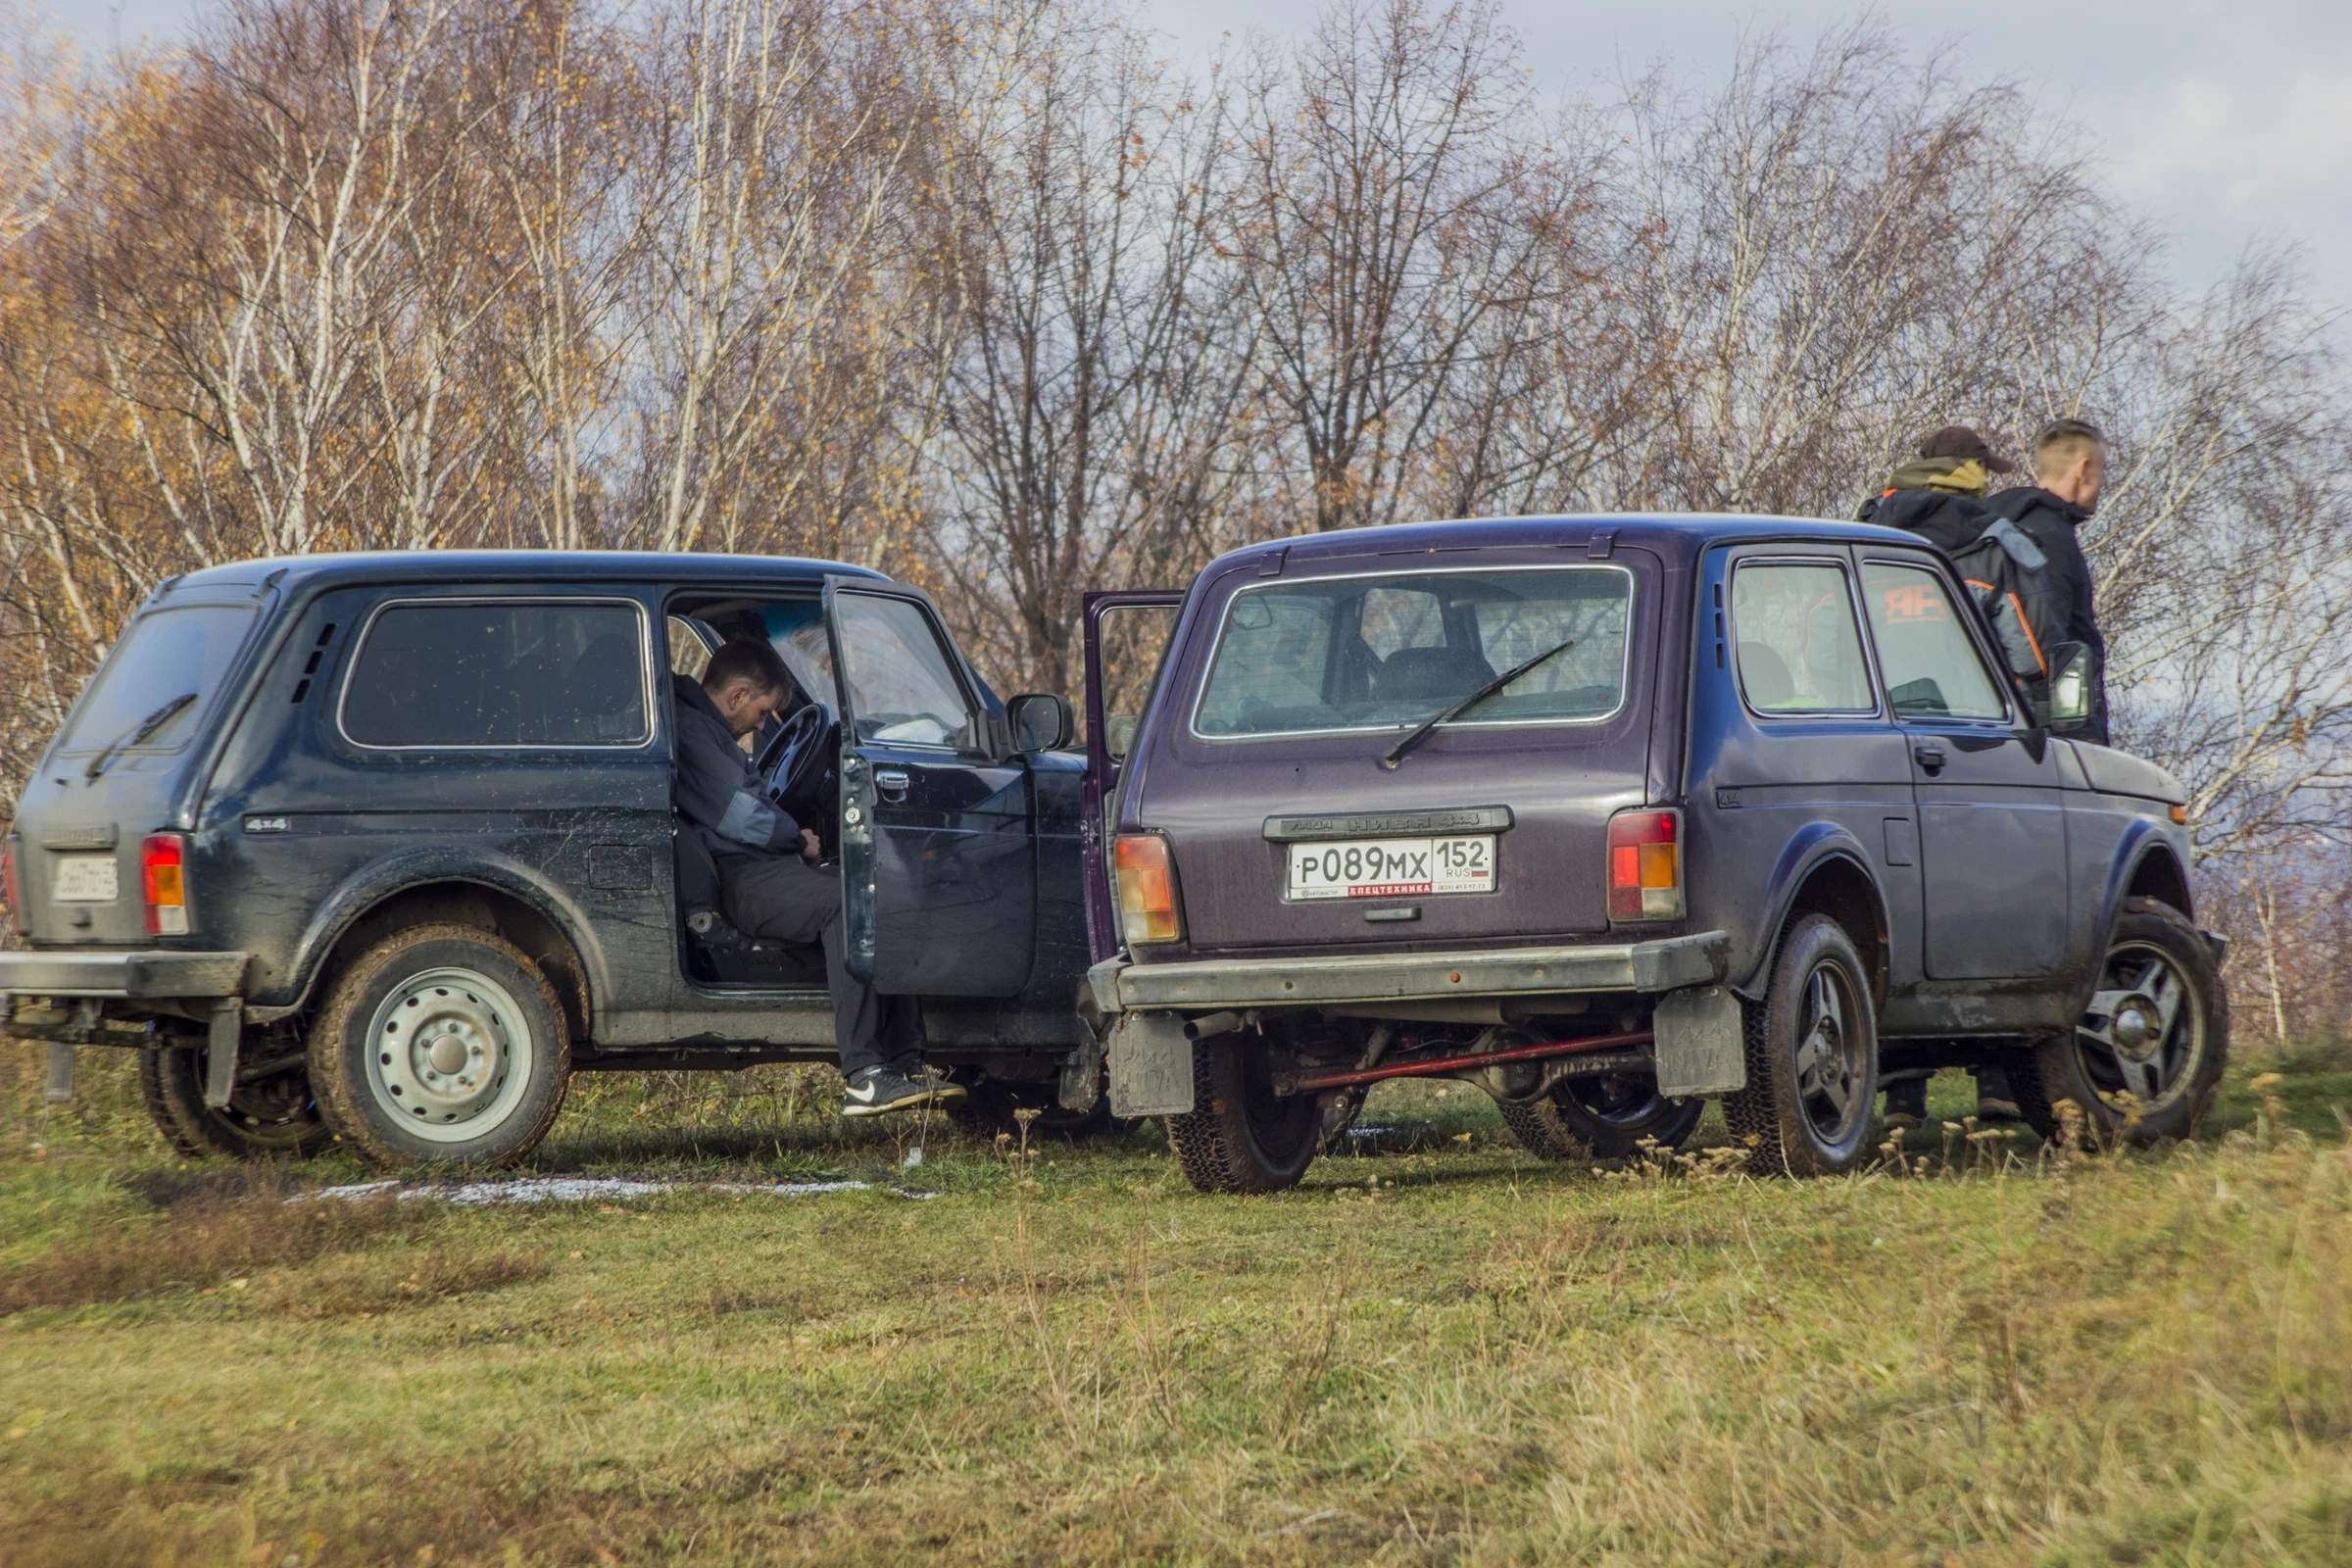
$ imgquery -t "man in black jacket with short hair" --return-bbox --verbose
[672,637,961,1117]
[1988,418,2112,746]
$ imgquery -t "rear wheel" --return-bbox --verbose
[1167,1036,1321,1194]
[2017,898,2228,1148]
[139,1041,332,1159]
[1723,913,1879,1176]
[1499,1067,1703,1162]
[310,923,570,1170]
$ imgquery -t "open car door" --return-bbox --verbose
[1081,589,1186,963]
[823,578,1036,995]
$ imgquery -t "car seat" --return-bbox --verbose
[1376,644,1499,704]
[672,822,827,988]
[1739,642,1796,709]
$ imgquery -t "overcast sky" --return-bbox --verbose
[56,0,2352,311]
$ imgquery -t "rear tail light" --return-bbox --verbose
[1113,833,1183,946]
[141,833,189,937]
[1607,808,1684,922]
[1,838,20,938]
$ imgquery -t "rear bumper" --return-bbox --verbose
[0,949,248,1001]
[1090,931,1730,1014]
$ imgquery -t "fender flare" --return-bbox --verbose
[253,848,612,1026]
[1735,823,1891,1001]
[2097,821,2191,935]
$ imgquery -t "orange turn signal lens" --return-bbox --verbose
[1606,808,1684,922]
[1113,833,1183,946]
[2169,805,2189,826]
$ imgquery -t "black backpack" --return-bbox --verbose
[1942,517,2050,680]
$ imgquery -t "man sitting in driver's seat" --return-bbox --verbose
[671,637,964,1117]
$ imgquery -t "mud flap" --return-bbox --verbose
[1652,984,1745,1097]
[203,1000,241,1109]
[1107,1012,1195,1117]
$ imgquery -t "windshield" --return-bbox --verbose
[55,604,259,756]
[1193,566,1633,739]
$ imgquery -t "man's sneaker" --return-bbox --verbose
[841,1064,967,1118]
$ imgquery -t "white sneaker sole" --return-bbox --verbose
[841,1083,967,1119]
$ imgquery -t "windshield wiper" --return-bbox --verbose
[1380,638,1580,771]
[83,691,198,781]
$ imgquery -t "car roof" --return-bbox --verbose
[160,550,892,596]
[1207,513,1926,577]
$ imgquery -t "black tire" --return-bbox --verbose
[1723,912,1880,1176]
[309,922,570,1170]
[2016,897,2229,1149]
[1167,1035,1321,1194]
[1499,1069,1704,1161]
[138,1043,332,1159]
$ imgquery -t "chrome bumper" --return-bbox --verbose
[1090,931,1730,1014]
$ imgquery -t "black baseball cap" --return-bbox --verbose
[1917,424,2016,473]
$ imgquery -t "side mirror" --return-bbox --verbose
[1008,692,1075,753]
[2043,642,2092,730]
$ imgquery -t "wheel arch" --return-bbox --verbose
[258,853,601,1043]
[1739,829,1891,1007]
[2110,830,2193,926]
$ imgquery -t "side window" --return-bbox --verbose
[1731,562,1875,714]
[666,615,713,681]
[832,594,977,750]
[1195,592,1336,736]
[1860,563,2008,720]
[341,601,649,748]
[1095,603,1179,760]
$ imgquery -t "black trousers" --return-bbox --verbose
[717,853,914,1077]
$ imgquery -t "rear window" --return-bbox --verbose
[55,604,259,756]
[1193,566,1633,739]
[340,600,650,748]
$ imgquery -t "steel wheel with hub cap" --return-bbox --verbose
[310,922,570,1168]
[2017,897,2228,1148]
[1723,911,1880,1176]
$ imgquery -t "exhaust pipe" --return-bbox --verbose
[1183,1009,1250,1041]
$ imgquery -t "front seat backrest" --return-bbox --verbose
[1376,644,1498,705]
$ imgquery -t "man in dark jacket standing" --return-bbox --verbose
[1863,424,2030,1128]
[672,637,960,1117]
[1858,423,2014,541]
[1988,418,2111,746]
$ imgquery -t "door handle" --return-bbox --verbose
[874,767,911,801]
[1913,742,1947,774]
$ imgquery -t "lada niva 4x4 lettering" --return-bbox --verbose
[3,552,1100,1168]
[1082,514,2229,1192]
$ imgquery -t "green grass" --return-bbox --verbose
[4,1048,2351,1565]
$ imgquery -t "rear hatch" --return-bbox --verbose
[1127,547,1662,955]
[9,584,272,947]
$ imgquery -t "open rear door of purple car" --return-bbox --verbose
[1080,589,1185,964]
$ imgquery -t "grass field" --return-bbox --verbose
[6,1046,2352,1567]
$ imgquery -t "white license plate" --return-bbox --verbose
[51,854,120,904]
[1286,835,1496,901]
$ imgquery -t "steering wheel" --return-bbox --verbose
[757,702,837,817]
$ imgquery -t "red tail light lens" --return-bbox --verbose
[142,833,189,937]
[1,838,20,938]
[1113,833,1183,945]
[1607,808,1684,922]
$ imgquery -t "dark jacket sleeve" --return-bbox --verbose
[674,708,801,854]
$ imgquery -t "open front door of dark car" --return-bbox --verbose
[1081,589,1185,963]
[822,577,1037,995]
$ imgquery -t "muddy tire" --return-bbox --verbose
[1167,1036,1321,1194]
[310,922,569,1170]
[139,1043,332,1159]
[1723,912,1880,1176]
[2016,897,2228,1149]
[1499,1071,1704,1162]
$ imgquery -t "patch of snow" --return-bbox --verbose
[306,1175,934,1206]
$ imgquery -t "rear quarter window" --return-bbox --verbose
[54,603,259,756]
[339,600,651,748]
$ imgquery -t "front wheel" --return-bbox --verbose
[310,923,571,1169]
[1499,1067,1704,1162]
[2017,898,2228,1148]
[1723,913,1880,1176]
[1167,1036,1321,1194]
[139,1042,332,1159]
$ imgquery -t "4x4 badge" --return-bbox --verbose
[244,815,290,834]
